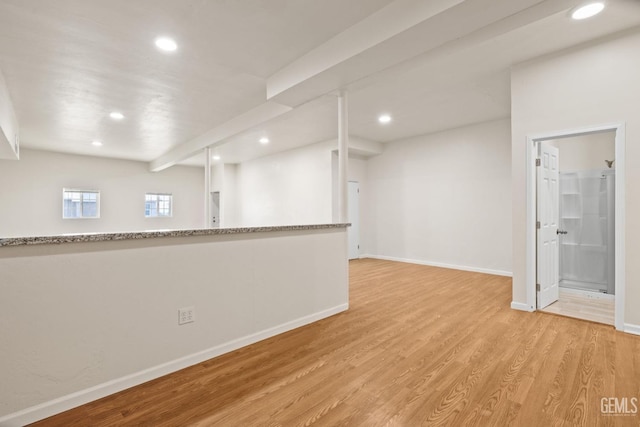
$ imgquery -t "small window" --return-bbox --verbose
[63,189,100,219]
[145,193,173,217]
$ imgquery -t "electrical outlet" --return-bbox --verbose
[178,306,195,325]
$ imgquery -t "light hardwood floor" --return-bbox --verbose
[32,259,640,426]
[541,288,615,325]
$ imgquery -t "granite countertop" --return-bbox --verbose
[0,223,350,247]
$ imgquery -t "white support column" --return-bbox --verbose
[338,90,349,223]
[204,146,211,228]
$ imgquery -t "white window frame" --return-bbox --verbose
[145,193,173,218]
[62,188,101,219]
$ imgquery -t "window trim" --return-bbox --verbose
[144,193,173,218]
[62,188,101,219]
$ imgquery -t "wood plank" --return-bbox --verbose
[31,259,640,426]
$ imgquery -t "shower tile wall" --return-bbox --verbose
[559,170,615,294]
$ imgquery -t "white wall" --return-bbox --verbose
[222,163,239,227]
[332,151,369,216]
[364,119,512,275]
[0,149,204,237]
[552,131,615,172]
[0,227,349,424]
[347,157,367,254]
[0,68,19,159]
[511,29,640,326]
[210,163,239,227]
[330,153,368,258]
[235,141,335,226]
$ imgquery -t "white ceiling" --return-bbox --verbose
[0,0,392,161]
[1,0,639,167]
[348,0,640,142]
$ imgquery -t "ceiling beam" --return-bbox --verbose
[152,0,575,171]
[149,101,292,172]
[266,0,575,107]
[336,136,384,158]
[267,0,463,102]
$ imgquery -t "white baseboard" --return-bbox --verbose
[511,301,534,312]
[624,323,640,336]
[361,254,512,277]
[0,303,349,427]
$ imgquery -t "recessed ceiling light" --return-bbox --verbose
[212,155,221,161]
[109,111,124,120]
[92,140,103,147]
[259,137,270,144]
[155,37,178,52]
[571,2,605,20]
[378,114,392,124]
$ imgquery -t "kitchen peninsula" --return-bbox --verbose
[0,223,349,425]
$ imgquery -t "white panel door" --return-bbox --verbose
[537,142,560,309]
[210,191,220,228]
[348,181,360,260]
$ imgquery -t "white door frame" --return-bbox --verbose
[525,123,626,330]
[347,181,360,260]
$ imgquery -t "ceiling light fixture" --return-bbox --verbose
[109,111,124,120]
[92,140,103,147]
[259,137,270,144]
[212,155,221,161]
[378,114,392,124]
[571,2,605,20]
[155,37,178,52]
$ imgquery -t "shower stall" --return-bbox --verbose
[559,169,615,294]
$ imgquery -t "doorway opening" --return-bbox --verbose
[526,123,625,330]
